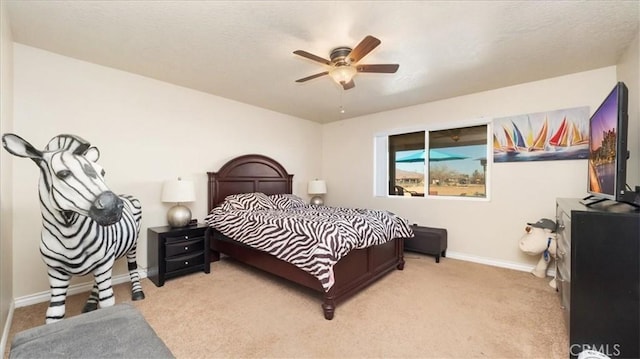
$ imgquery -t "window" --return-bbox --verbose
[375,122,490,199]
[390,131,425,196]
[428,125,488,198]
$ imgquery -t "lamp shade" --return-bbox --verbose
[307,180,327,195]
[329,66,357,84]
[161,179,196,203]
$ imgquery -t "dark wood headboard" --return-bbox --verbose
[207,154,294,211]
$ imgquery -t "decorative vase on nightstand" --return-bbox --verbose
[161,178,196,227]
[166,204,192,227]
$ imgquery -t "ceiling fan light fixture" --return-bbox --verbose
[329,66,357,85]
[294,35,396,90]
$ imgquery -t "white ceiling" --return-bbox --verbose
[5,1,639,124]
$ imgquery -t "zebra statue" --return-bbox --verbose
[2,133,145,323]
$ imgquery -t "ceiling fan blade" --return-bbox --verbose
[357,64,399,73]
[293,50,331,65]
[342,80,355,90]
[348,35,381,63]
[295,71,329,82]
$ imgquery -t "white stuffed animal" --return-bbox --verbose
[519,218,557,289]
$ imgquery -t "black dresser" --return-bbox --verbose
[556,198,639,358]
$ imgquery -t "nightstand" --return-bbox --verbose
[147,223,210,287]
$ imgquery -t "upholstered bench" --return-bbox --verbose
[10,303,174,359]
[404,225,448,263]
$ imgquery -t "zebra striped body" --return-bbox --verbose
[2,133,145,323]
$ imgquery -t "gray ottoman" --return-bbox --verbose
[10,303,174,358]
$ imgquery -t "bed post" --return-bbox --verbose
[322,293,336,320]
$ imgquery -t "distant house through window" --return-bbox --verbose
[375,121,491,200]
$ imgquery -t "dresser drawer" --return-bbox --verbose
[165,252,205,273]
[165,238,204,258]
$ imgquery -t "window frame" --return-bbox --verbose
[374,118,493,201]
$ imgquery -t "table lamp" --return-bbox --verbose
[307,179,327,205]
[161,178,196,227]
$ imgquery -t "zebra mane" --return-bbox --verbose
[44,134,91,155]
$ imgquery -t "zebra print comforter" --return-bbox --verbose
[205,193,414,291]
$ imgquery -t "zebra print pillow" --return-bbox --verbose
[224,192,277,210]
[269,194,307,209]
[217,200,236,212]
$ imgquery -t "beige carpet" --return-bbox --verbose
[6,254,568,358]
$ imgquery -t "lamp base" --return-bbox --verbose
[167,204,192,227]
[310,195,324,206]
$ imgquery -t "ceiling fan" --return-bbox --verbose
[293,35,399,90]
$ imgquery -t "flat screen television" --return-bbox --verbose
[585,82,629,205]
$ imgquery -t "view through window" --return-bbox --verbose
[390,131,425,196]
[428,125,487,197]
[386,124,488,198]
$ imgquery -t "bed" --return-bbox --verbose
[205,154,411,320]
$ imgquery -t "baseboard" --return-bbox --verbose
[446,251,556,277]
[0,300,15,356]
[14,268,148,308]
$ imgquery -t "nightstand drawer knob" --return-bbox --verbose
[184,246,189,251]
[184,235,189,240]
[185,261,189,265]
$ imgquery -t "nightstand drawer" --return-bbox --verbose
[165,233,204,243]
[165,238,204,257]
[165,252,204,273]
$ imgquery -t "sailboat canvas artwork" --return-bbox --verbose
[493,106,590,162]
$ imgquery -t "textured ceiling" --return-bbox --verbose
[5,1,639,124]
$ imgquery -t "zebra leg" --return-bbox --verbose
[127,252,145,301]
[82,282,100,313]
[93,262,117,309]
[46,269,71,324]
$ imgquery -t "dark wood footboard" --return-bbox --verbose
[208,228,404,320]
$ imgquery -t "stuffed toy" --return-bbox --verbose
[519,218,557,289]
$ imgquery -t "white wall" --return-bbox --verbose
[617,30,639,188]
[11,44,322,299]
[0,1,15,353]
[322,67,623,268]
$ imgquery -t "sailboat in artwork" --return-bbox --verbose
[549,117,568,147]
[528,118,549,151]
[570,121,589,146]
[500,125,518,152]
[496,119,548,153]
[549,116,589,149]
[493,133,504,153]
[511,120,528,151]
[525,117,535,148]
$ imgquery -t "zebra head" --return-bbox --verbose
[2,133,124,226]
